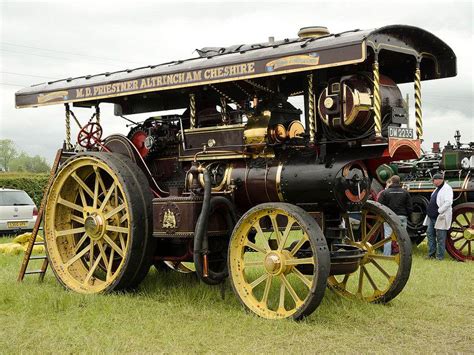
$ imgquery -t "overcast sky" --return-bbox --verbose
[1,0,472,163]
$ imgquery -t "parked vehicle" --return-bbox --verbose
[371,132,474,261]
[0,188,38,235]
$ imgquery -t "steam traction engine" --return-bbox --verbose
[15,25,457,319]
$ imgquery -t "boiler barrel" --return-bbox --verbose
[229,157,370,212]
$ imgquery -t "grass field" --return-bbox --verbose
[0,236,472,354]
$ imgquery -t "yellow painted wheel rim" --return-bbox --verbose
[229,207,317,319]
[328,209,403,302]
[45,156,131,294]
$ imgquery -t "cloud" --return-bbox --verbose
[1,0,472,162]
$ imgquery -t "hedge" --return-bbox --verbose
[0,173,49,206]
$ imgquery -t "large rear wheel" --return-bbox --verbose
[328,201,412,303]
[228,203,330,320]
[44,153,154,294]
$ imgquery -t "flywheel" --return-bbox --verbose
[44,152,154,293]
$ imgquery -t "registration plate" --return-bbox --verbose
[388,127,414,139]
[7,221,28,228]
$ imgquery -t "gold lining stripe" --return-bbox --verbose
[184,124,245,133]
[16,44,366,109]
[276,163,284,202]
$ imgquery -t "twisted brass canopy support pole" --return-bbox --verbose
[64,103,72,150]
[190,93,196,129]
[95,104,100,124]
[414,62,423,140]
[220,96,228,124]
[372,59,382,138]
[307,73,316,144]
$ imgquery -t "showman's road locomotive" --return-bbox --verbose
[15,25,457,319]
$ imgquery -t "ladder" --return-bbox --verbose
[17,149,64,282]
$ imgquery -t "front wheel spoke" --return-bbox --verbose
[280,274,301,305]
[105,225,129,234]
[278,219,295,251]
[357,267,364,296]
[292,267,312,289]
[269,215,282,247]
[285,257,314,266]
[246,241,267,254]
[243,260,264,268]
[64,246,90,268]
[84,253,102,284]
[370,254,398,262]
[58,197,84,213]
[450,236,464,243]
[343,215,356,242]
[450,227,464,233]
[249,273,268,289]
[290,236,308,256]
[372,235,393,250]
[362,266,378,291]
[362,218,383,243]
[55,226,86,238]
[104,204,126,219]
[370,259,392,280]
[278,281,286,310]
[261,275,273,305]
[253,223,270,251]
[340,273,350,288]
[103,234,124,258]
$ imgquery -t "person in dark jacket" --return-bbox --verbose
[378,175,413,255]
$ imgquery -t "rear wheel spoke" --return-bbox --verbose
[55,227,85,238]
[58,197,84,213]
[85,253,102,284]
[103,234,124,258]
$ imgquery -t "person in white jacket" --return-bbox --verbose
[423,173,453,260]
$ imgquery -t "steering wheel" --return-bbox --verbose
[77,122,103,148]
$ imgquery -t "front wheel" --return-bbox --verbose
[228,203,330,320]
[328,201,412,303]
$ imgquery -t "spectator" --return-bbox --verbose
[378,175,413,255]
[423,173,453,260]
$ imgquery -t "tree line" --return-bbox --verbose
[0,139,50,173]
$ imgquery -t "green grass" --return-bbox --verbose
[0,236,472,353]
